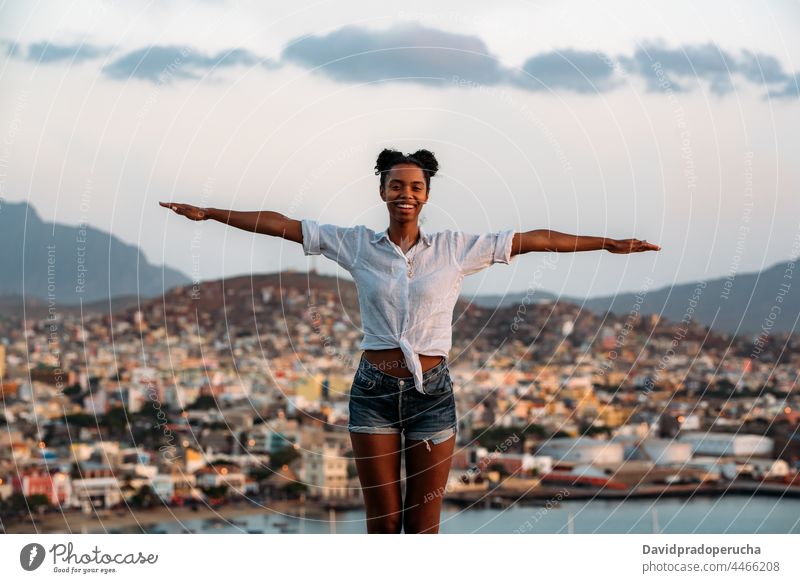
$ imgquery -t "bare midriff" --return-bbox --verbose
[362,348,444,378]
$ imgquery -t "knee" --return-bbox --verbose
[367,514,402,534]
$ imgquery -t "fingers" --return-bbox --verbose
[160,202,194,216]
[632,239,660,252]
[608,238,661,253]
[637,239,660,251]
[160,201,182,212]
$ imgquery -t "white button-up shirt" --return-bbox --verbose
[300,219,518,393]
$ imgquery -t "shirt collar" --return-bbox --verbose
[371,226,432,247]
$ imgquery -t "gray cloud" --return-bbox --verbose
[511,49,620,94]
[737,50,790,84]
[767,73,800,99]
[281,22,509,86]
[102,45,275,82]
[618,43,735,94]
[618,42,794,98]
[26,41,110,63]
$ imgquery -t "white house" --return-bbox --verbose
[71,477,122,513]
[678,432,773,457]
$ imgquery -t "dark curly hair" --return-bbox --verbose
[374,148,439,192]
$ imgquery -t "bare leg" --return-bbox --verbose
[402,434,456,533]
[349,432,403,533]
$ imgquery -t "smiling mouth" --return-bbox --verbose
[394,202,418,209]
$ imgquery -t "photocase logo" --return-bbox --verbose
[20,543,46,571]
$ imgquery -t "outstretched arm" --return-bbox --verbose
[510,230,660,256]
[159,202,303,243]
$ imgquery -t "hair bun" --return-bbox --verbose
[374,148,405,175]
[408,149,438,176]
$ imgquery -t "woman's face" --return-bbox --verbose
[380,163,428,224]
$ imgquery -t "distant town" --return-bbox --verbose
[1,271,799,533]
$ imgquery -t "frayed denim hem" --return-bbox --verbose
[405,426,456,451]
[347,426,401,434]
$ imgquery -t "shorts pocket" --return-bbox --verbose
[351,369,377,391]
[421,369,452,396]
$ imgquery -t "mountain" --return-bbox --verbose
[468,260,799,336]
[0,200,191,305]
[582,261,797,336]
[0,293,144,320]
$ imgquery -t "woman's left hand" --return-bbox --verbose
[604,238,661,253]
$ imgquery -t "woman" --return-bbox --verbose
[161,148,660,534]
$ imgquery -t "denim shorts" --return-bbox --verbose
[348,353,457,449]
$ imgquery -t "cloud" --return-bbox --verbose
[618,43,734,94]
[26,41,110,63]
[511,49,621,94]
[767,73,800,99]
[617,41,795,99]
[102,45,275,82]
[737,50,790,84]
[281,22,509,86]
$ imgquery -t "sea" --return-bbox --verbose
[104,495,800,534]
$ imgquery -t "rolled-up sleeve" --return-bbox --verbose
[452,229,517,275]
[300,219,360,271]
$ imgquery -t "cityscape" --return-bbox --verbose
[2,268,798,534]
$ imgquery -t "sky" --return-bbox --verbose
[1,0,798,299]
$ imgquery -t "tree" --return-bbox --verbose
[62,383,82,396]
[69,461,83,479]
[248,466,273,481]
[201,484,228,499]
[101,406,130,432]
[1,493,29,514]
[188,395,218,410]
[580,423,609,437]
[27,494,50,512]
[283,482,307,498]
[130,484,158,509]
[63,412,96,427]
[268,446,299,471]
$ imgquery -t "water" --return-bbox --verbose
[109,495,800,534]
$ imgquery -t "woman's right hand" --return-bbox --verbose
[159,201,210,221]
